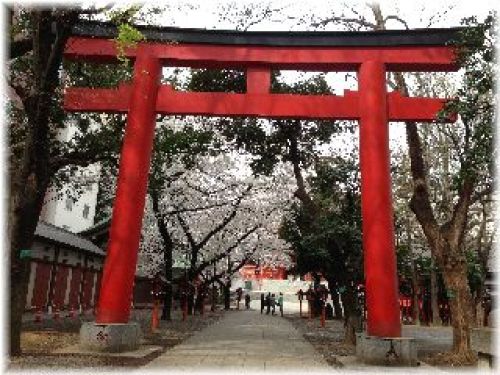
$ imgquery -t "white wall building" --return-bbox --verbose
[39,120,100,233]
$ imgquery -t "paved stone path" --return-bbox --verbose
[142,309,331,372]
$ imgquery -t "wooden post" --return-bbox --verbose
[151,299,159,332]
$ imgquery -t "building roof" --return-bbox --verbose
[35,221,106,256]
[72,20,464,48]
[78,217,111,237]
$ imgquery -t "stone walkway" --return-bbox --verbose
[141,309,331,372]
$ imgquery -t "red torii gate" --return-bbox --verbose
[64,22,459,338]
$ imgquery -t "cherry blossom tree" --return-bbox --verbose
[138,151,294,316]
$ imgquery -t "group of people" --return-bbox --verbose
[236,288,252,310]
[260,292,284,316]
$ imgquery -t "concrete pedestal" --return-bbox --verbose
[356,333,417,366]
[80,322,142,352]
[471,328,494,369]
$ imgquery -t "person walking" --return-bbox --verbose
[270,293,276,315]
[236,287,243,310]
[278,292,284,317]
[260,293,265,314]
[245,294,251,309]
[265,293,271,315]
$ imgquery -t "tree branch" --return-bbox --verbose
[195,225,260,276]
[176,212,197,251]
[196,185,253,250]
[288,128,317,215]
[41,12,79,94]
[185,180,240,196]
[390,72,441,248]
[205,251,255,290]
[384,15,409,29]
[150,186,174,252]
[311,16,376,29]
[448,178,475,245]
[50,150,114,173]
[161,201,231,216]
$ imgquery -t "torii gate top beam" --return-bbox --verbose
[64,22,460,121]
[65,21,460,72]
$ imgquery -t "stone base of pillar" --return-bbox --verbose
[80,322,142,352]
[356,333,417,366]
[471,328,494,369]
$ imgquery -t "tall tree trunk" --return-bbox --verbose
[150,189,174,321]
[407,218,420,324]
[411,270,421,325]
[9,10,54,355]
[211,263,217,311]
[473,284,483,327]
[161,227,173,320]
[442,259,475,361]
[474,200,491,327]
[224,283,231,310]
[194,291,201,313]
[9,180,46,355]
[409,180,476,360]
[9,10,78,355]
[195,287,207,314]
[9,117,52,355]
[430,260,440,325]
[393,68,476,360]
[287,128,318,218]
[161,244,173,320]
[211,283,217,311]
[342,284,361,345]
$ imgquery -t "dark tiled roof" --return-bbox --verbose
[35,221,106,256]
[78,217,111,236]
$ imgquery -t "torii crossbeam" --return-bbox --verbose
[63,21,459,340]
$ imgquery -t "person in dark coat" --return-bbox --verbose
[260,293,265,314]
[270,294,276,315]
[325,303,334,320]
[265,293,271,314]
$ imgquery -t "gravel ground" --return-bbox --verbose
[284,314,354,368]
[9,309,480,370]
[286,314,481,369]
[8,307,225,370]
[422,351,478,367]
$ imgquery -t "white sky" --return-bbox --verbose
[131,0,496,30]
[143,0,496,157]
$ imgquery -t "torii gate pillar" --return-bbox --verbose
[80,49,160,352]
[96,49,161,323]
[359,61,401,337]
